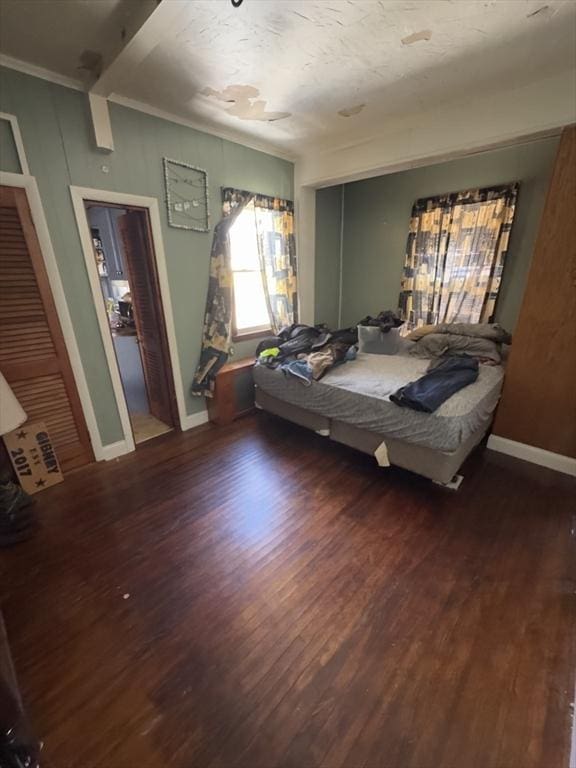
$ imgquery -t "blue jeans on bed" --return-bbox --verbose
[390,357,479,413]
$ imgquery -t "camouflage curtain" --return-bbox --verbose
[398,184,518,331]
[253,194,297,334]
[191,189,253,397]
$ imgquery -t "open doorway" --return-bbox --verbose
[85,202,178,445]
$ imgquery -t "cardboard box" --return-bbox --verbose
[3,422,63,494]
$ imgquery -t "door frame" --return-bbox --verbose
[0,171,102,458]
[70,186,188,455]
[105,204,179,429]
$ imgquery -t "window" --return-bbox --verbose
[229,201,271,337]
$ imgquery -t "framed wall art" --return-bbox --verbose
[163,158,210,232]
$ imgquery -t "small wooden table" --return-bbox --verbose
[207,357,256,426]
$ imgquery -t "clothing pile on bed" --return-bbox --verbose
[357,310,405,334]
[391,322,512,413]
[255,317,511,415]
[255,323,359,385]
[255,312,407,385]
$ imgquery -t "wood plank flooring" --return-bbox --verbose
[1,414,574,768]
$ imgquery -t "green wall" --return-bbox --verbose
[317,136,558,332]
[315,185,342,328]
[0,66,293,446]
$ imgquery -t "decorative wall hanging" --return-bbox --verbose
[163,158,210,232]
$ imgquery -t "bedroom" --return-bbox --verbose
[0,1,575,766]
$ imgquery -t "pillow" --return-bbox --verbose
[406,324,437,341]
[358,325,400,355]
[409,333,501,363]
[408,322,511,344]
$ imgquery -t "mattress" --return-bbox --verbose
[253,352,504,452]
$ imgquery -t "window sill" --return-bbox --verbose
[232,328,273,343]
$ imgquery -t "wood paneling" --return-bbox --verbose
[1,416,574,767]
[0,186,94,472]
[1,67,292,447]
[493,126,576,457]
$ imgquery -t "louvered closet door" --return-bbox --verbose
[116,211,175,426]
[0,186,94,472]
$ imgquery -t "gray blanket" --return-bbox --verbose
[254,352,504,452]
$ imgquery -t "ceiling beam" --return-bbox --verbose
[90,0,182,99]
[87,0,183,150]
[88,93,115,151]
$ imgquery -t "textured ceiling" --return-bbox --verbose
[1,0,575,156]
[0,0,125,81]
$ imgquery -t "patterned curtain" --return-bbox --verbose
[398,184,518,331]
[253,194,297,333]
[191,189,253,397]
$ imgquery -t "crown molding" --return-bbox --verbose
[0,53,296,162]
[108,94,296,161]
[0,53,84,91]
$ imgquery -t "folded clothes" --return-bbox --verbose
[390,356,479,413]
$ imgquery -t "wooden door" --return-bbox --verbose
[492,125,576,457]
[116,210,176,427]
[0,186,94,472]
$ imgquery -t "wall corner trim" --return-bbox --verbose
[88,94,114,151]
[0,54,295,162]
[337,184,345,327]
[487,434,576,477]
[0,112,30,174]
[181,410,209,431]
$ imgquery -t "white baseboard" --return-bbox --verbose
[181,410,209,431]
[487,435,576,477]
[99,440,133,462]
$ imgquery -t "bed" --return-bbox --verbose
[253,349,505,485]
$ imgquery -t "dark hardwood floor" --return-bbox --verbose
[1,413,575,768]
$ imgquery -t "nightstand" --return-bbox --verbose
[207,357,256,426]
